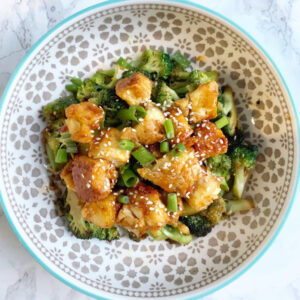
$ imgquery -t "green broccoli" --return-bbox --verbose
[227,127,245,153]
[139,49,173,79]
[179,215,212,237]
[199,197,226,225]
[155,81,179,107]
[65,190,120,240]
[206,154,232,191]
[189,70,219,85]
[231,145,258,198]
[76,79,99,101]
[149,225,193,245]
[43,96,79,120]
[224,198,255,215]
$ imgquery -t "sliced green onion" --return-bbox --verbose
[70,77,83,87]
[171,143,186,157]
[117,106,147,122]
[164,119,175,139]
[215,116,229,129]
[172,53,190,69]
[118,195,130,204]
[121,169,138,187]
[119,139,135,151]
[65,84,78,93]
[132,105,147,119]
[160,141,169,153]
[167,193,178,212]
[132,146,155,166]
[55,149,67,163]
[117,57,133,69]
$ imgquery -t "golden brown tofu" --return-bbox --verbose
[168,107,193,145]
[65,102,104,143]
[72,155,118,202]
[173,98,189,117]
[88,128,130,167]
[186,81,218,123]
[193,120,228,159]
[138,148,203,197]
[60,160,75,191]
[187,173,221,211]
[115,72,153,106]
[81,194,117,228]
[134,104,166,145]
[120,127,140,148]
[116,183,168,237]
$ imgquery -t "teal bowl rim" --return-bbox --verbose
[0,0,299,299]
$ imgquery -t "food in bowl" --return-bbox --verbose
[42,49,258,245]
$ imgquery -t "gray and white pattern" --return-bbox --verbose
[0,1,300,300]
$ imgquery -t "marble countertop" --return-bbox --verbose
[1,0,300,299]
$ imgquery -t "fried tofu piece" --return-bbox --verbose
[187,81,218,123]
[65,102,104,143]
[88,128,130,167]
[193,120,228,159]
[187,173,221,211]
[138,148,203,196]
[60,160,75,191]
[72,155,118,202]
[168,107,193,144]
[116,183,168,237]
[81,194,117,228]
[120,127,140,148]
[115,72,153,106]
[173,98,189,117]
[134,104,166,145]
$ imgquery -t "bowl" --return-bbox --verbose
[0,1,298,299]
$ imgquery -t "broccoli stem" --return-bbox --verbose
[225,198,254,215]
[232,167,247,198]
[161,225,193,245]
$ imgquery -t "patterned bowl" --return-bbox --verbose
[0,1,299,299]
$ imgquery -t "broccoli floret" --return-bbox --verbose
[224,198,254,215]
[65,190,120,240]
[155,81,179,107]
[150,225,193,245]
[189,70,219,85]
[139,49,173,79]
[199,197,226,225]
[231,145,258,198]
[179,215,212,237]
[122,69,154,80]
[43,96,79,120]
[206,154,232,191]
[76,79,99,101]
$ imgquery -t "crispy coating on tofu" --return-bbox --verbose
[193,120,228,159]
[60,160,75,191]
[187,81,218,123]
[88,127,131,167]
[116,183,168,237]
[187,173,221,211]
[134,104,166,145]
[81,194,118,228]
[138,148,203,196]
[173,98,189,117]
[115,72,153,106]
[120,127,140,148]
[72,155,118,202]
[168,107,193,145]
[65,102,104,143]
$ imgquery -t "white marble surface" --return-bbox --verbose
[0,0,300,299]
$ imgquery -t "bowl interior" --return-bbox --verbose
[0,2,298,299]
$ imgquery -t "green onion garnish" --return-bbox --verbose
[117,57,133,69]
[171,144,186,157]
[132,105,147,119]
[70,77,83,87]
[118,195,130,204]
[160,141,169,153]
[167,193,178,212]
[119,139,135,151]
[132,146,155,166]
[117,106,147,122]
[215,116,229,129]
[65,84,78,93]
[172,53,190,69]
[121,169,138,187]
[164,119,175,139]
[55,149,67,163]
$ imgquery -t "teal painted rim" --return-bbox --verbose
[0,0,299,299]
